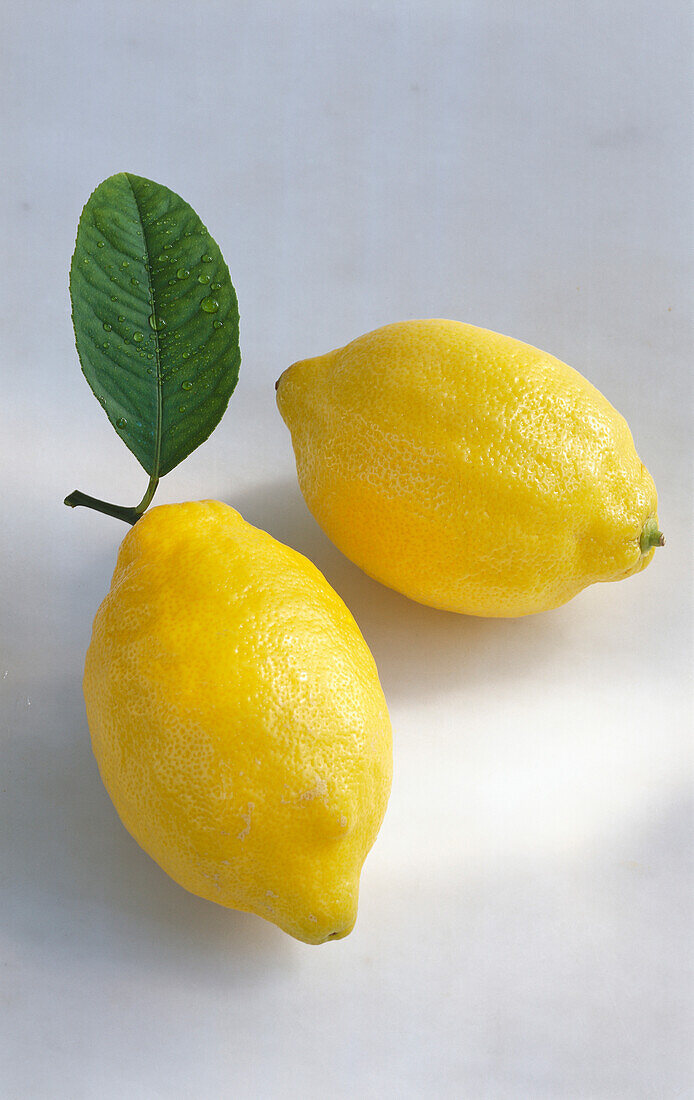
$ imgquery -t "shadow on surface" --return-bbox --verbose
[228,478,576,702]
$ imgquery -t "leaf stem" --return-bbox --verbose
[64,474,160,526]
[135,473,160,514]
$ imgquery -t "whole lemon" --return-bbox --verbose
[84,501,392,944]
[277,319,663,617]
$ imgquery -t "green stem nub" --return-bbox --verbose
[640,517,666,554]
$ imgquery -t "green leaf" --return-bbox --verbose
[69,172,240,479]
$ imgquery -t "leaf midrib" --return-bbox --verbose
[124,173,163,481]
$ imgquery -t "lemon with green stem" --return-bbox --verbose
[66,174,392,943]
[277,318,663,617]
[84,500,392,944]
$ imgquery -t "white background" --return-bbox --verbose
[2,2,692,1097]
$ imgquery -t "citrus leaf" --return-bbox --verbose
[69,173,240,479]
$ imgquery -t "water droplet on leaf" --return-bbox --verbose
[130,277,139,286]
[211,282,222,291]
[133,332,144,342]
[116,417,127,428]
[182,351,190,360]
[97,240,105,248]
[181,380,193,390]
[103,322,112,331]
[177,268,190,280]
[201,297,218,313]
[213,320,223,329]
[198,274,210,284]
[149,313,166,331]
[201,254,213,263]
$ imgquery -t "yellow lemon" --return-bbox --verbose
[277,319,663,617]
[84,501,392,944]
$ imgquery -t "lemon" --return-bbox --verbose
[277,319,663,617]
[84,501,392,944]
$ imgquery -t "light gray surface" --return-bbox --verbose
[1,2,692,1097]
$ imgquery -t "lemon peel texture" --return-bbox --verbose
[277,319,661,617]
[84,501,393,943]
